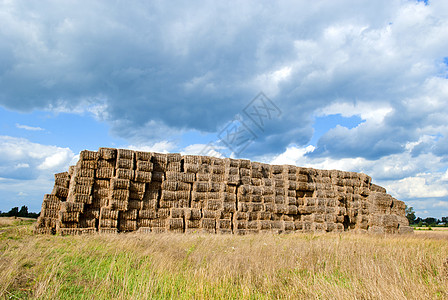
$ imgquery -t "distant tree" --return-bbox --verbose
[442,217,448,226]
[7,207,19,217]
[405,206,417,224]
[423,217,437,227]
[17,205,28,217]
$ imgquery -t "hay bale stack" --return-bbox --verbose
[35,148,412,235]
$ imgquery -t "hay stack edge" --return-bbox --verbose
[35,148,412,235]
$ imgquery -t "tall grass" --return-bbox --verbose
[0,220,447,299]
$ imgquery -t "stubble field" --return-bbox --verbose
[0,217,447,299]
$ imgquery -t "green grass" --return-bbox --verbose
[1,220,447,299]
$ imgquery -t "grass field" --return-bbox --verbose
[1,218,447,299]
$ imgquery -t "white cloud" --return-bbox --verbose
[15,123,44,131]
[0,135,75,179]
[127,141,177,154]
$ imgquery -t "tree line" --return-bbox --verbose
[0,206,40,218]
[405,206,448,227]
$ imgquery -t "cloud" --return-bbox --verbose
[0,136,75,180]
[0,0,447,159]
[15,123,44,131]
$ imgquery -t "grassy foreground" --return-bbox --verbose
[0,218,447,299]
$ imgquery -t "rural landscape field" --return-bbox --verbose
[1,217,447,299]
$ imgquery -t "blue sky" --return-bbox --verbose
[1,0,448,218]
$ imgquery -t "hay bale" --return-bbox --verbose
[167,162,181,172]
[136,151,152,161]
[99,218,118,228]
[52,186,69,198]
[111,178,130,190]
[96,167,115,178]
[98,147,116,160]
[80,150,99,161]
[116,158,134,169]
[60,212,80,222]
[122,209,138,220]
[137,161,153,172]
[168,218,184,230]
[201,218,216,230]
[98,159,115,168]
[119,219,137,231]
[116,169,134,180]
[100,208,119,219]
[137,219,152,227]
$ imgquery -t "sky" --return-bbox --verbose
[0,0,447,218]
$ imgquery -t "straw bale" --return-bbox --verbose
[41,209,58,219]
[151,219,167,227]
[122,209,138,220]
[111,189,130,201]
[117,149,134,160]
[186,219,201,229]
[183,208,201,220]
[275,204,288,214]
[161,190,176,201]
[175,191,190,201]
[201,218,216,229]
[157,208,170,218]
[119,219,137,231]
[202,209,218,219]
[70,184,92,195]
[67,194,92,204]
[135,151,152,161]
[137,219,152,228]
[116,168,134,180]
[217,219,231,229]
[196,173,210,181]
[162,181,177,191]
[55,172,69,179]
[109,200,128,211]
[78,160,98,169]
[60,211,80,222]
[111,178,130,190]
[286,197,296,205]
[100,208,119,219]
[167,162,181,172]
[263,195,274,203]
[142,199,157,210]
[55,178,70,188]
[275,195,285,204]
[61,202,84,212]
[96,167,114,178]
[183,155,201,164]
[184,163,200,173]
[80,150,99,161]
[74,167,95,178]
[94,179,110,189]
[136,161,153,172]
[206,199,223,210]
[52,186,69,198]
[169,208,183,218]
[241,176,251,185]
[168,218,184,230]
[99,147,117,160]
[239,168,251,177]
[116,158,134,169]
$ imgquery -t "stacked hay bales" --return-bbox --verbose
[35,148,412,235]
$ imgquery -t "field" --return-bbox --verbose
[0,217,447,299]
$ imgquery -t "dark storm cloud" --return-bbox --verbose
[1,0,448,158]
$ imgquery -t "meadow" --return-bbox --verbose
[0,217,447,299]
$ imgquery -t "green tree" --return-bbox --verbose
[7,207,19,217]
[405,205,416,225]
[17,205,28,217]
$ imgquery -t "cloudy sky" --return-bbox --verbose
[1,0,447,218]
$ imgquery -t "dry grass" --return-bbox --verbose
[0,220,447,299]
